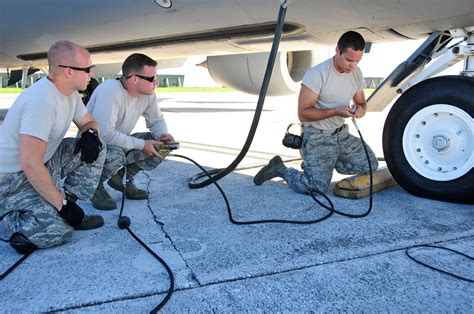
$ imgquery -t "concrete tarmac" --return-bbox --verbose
[0,92,473,312]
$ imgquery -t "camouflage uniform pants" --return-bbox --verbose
[281,124,378,194]
[0,137,106,248]
[98,132,164,183]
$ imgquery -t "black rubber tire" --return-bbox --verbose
[383,76,474,204]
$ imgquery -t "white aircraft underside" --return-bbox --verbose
[0,0,473,203]
[1,0,473,67]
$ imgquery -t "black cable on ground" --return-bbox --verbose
[117,157,174,313]
[0,246,35,280]
[174,119,372,225]
[175,153,335,225]
[181,119,374,224]
[179,152,474,284]
[406,244,473,282]
[329,123,373,218]
[188,1,289,189]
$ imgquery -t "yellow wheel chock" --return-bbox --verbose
[333,167,397,199]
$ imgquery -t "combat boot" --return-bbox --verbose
[108,165,149,200]
[254,155,286,185]
[74,215,105,230]
[107,168,125,192]
[123,178,149,200]
[91,182,117,210]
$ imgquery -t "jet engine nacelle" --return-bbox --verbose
[207,50,317,96]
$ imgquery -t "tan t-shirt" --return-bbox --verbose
[301,57,365,130]
[0,78,87,173]
[87,79,167,151]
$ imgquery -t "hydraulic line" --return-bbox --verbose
[188,0,289,189]
[330,118,374,218]
[175,118,373,226]
[0,246,35,280]
[406,245,473,282]
[176,153,335,225]
[116,153,174,313]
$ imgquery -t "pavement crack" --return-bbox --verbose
[176,233,474,291]
[48,291,168,312]
[144,173,202,286]
[49,234,474,312]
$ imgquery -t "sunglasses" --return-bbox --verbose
[126,74,156,83]
[58,64,95,73]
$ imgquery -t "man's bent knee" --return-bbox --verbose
[4,209,74,249]
[27,223,73,249]
[306,177,330,194]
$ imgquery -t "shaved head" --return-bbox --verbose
[46,40,93,94]
[47,40,88,72]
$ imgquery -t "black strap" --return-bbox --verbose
[0,247,35,280]
[286,123,302,134]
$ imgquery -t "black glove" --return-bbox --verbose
[74,128,102,163]
[59,199,85,227]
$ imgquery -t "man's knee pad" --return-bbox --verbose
[9,232,37,254]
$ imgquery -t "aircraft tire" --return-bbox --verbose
[383,76,474,204]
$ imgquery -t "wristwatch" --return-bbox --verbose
[87,128,99,136]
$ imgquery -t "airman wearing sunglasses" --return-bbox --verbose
[87,53,174,210]
[0,40,106,252]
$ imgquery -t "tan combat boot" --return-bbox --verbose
[91,182,117,210]
[108,165,149,200]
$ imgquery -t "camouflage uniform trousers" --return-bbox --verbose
[281,124,378,194]
[0,137,106,248]
[98,132,165,183]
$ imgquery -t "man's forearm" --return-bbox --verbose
[354,102,367,118]
[298,107,337,122]
[23,163,64,210]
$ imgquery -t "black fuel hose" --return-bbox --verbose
[188,0,289,189]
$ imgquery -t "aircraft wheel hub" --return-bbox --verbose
[432,134,450,152]
[402,104,473,181]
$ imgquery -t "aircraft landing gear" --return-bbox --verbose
[383,76,474,204]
